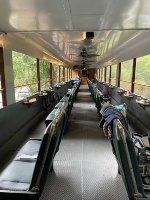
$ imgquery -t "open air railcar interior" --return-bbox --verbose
[0,0,150,200]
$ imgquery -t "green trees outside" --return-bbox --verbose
[12,51,59,100]
[12,51,38,98]
[39,60,50,90]
[12,51,37,87]
[111,64,117,85]
[52,64,58,85]
[135,55,150,98]
[100,56,150,98]
[120,60,132,91]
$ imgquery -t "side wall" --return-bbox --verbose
[0,95,46,164]
[96,81,150,134]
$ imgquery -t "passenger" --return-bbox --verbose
[102,86,109,97]
[71,76,80,86]
[102,86,111,103]
[99,101,128,138]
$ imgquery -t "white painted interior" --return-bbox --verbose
[0,0,150,68]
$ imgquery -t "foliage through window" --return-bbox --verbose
[111,64,117,86]
[12,51,37,101]
[120,60,132,91]
[60,66,64,82]
[65,67,68,81]
[135,55,150,98]
[40,60,50,90]
[106,66,110,83]
[52,64,58,85]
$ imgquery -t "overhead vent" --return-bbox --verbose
[86,32,94,39]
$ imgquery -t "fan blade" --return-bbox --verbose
[87,54,100,57]
[85,60,95,62]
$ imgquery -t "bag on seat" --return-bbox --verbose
[132,133,150,190]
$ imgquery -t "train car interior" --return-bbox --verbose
[0,0,150,199]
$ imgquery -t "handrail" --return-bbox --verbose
[134,82,150,87]
[120,80,131,83]
[40,80,50,83]
[14,82,38,88]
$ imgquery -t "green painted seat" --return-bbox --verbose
[112,119,150,200]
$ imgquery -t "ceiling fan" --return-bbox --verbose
[79,48,100,58]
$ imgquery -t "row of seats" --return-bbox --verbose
[112,119,150,200]
[45,81,80,128]
[88,79,150,199]
[0,81,80,200]
[87,79,103,112]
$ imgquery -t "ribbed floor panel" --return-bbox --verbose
[40,85,129,200]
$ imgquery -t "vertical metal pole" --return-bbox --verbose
[0,47,7,106]
[104,67,107,82]
[58,65,60,83]
[117,63,121,87]
[101,68,103,81]
[99,68,101,80]
[63,66,65,82]
[50,62,53,87]
[109,65,112,84]
[67,68,68,81]
[69,68,70,79]
[131,58,136,93]
[37,58,40,92]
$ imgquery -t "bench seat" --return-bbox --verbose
[0,139,41,191]
[112,119,150,200]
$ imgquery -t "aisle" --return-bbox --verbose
[40,85,128,200]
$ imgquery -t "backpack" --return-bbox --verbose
[132,133,150,190]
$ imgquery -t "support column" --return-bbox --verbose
[101,68,103,81]
[117,63,121,87]
[131,58,136,93]
[58,65,60,83]
[0,47,7,106]
[69,69,71,79]
[37,58,40,92]
[109,65,112,84]
[50,62,53,87]
[63,66,65,82]
[104,67,107,82]
[3,46,15,105]
[67,68,68,81]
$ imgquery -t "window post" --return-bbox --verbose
[37,58,40,92]
[62,66,64,82]
[104,67,107,82]
[50,62,53,87]
[99,68,101,80]
[109,65,112,84]
[58,65,60,83]
[101,68,103,81]
[117,63,121,87]
[67,68,68,80]
[131,58,136,93]
[0,47,7,106]
[69,68,70,80]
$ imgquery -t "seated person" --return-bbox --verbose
[102,86,109,97]
[99,101,128,139]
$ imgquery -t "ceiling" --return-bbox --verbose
[0,0,150,68]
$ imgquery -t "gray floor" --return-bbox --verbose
[40,85,129,200]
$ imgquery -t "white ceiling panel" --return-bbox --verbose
[0,0,71,31]
[72,15,104,30]
[1,0,150,68]
[69,0,107,15]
